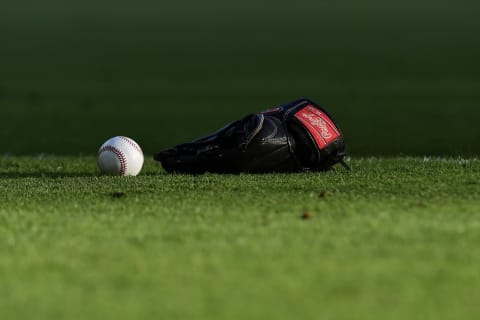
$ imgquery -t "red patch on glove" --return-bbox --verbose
[294,105,340,149]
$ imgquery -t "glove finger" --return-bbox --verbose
[154,148,177,162]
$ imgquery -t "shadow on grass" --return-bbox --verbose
[0,172,98,178]
[1,172,166,178]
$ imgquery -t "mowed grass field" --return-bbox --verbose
[1,157,480,320]
[1,1,480,319]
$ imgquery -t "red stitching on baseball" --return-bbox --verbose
[119,136,142,153]
[99,145,128,176]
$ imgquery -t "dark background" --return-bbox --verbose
[1,0,479,156]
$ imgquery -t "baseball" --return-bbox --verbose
[97,136,144,176]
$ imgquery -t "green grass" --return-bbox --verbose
[1,156,479,319]
[1,1,479,318]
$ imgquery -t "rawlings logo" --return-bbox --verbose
[294,105,340,149]
[301,112,332,139]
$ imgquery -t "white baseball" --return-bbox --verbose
[97,136,144,176]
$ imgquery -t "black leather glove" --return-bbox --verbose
[155,98,348,173]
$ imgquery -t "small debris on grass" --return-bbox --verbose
[110,192,126,198]
[414,202,426,208]
[301,211,313,220]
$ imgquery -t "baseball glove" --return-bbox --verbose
[154,98,348,173]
